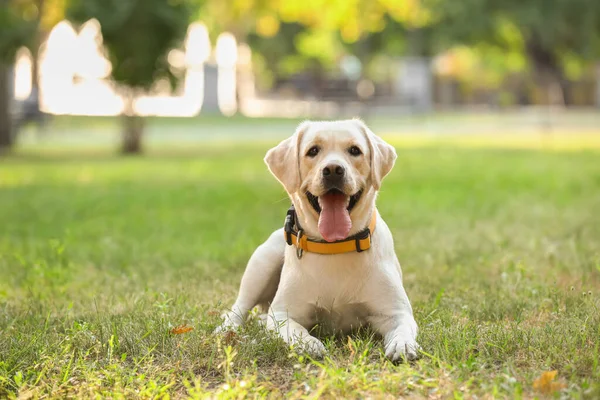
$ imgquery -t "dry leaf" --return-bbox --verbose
[224,330,239,345]
[170,325,194,335]
[533,370,567,395]
[207,310,220,317]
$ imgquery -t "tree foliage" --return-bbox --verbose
[427,0,600,92]
[202,0,436,81]
[0,1,37,63]
[68,0,196,91]
[202,0,599,103]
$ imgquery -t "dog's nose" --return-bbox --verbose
[322,164,345,186]
[322,164,345,177]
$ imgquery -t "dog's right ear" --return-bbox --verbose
[353,118,397,191]
[264,121,309,194]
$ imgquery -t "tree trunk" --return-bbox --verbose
[524,37,568,134]
[121,92,144,154]
[0,64,14,151]
[30,39,40,110]
[122,115,144,154]
[525,38,566,107]
[29,0,44,115]
[311,62,325,100]
[539,68,566,106]
[596,62,600,108]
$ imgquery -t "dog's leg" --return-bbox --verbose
[215,229,285,332]
[370,311,419,362]
[366,265,420,361]
[263,269,326,358]
[264,310,326,358]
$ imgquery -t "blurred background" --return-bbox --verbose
[1,0,600,153]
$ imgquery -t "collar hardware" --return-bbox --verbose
[284,206,296,246]
[295,229,304,259]
[283,205,376,255]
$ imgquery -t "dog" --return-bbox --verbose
[216,119,419,361]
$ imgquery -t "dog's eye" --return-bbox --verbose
[348,146,362,156]
[306,146,320,157]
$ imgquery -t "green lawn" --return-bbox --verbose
[1,141,599,398]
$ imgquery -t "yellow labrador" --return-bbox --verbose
[217,119,419,361]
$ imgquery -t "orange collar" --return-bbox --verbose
[283,206,377,257]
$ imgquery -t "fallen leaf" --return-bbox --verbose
[224,330,239,345]
[170,325,194,335]
[533,370,567,395]
[207,310,220,317]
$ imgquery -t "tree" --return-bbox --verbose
[68,0,196,153]
[426,0,600,105]
[0,0,69,152]
[0,1,36,151]
[203,0,432,91]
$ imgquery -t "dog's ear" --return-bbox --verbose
[353,119,397,190]
[264,121,308,194]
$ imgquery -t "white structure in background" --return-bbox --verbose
[237,43,255,101]
[12,19,372,119]
[135,22,210,116]
[396,57,433,112]
[38,20,121,115]
[14,20,215,117]
[13,48,32,101]
[215,32,237,116]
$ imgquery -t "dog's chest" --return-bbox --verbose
[288,251,375,331]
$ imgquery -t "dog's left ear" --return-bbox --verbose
[264,121,308,194]
[353,119,397,190]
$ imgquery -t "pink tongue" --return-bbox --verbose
[318,192,352,242]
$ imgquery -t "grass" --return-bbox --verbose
[1,135,600,398]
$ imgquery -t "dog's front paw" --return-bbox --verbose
[214,312,244,334]
[384,330,420,362]
[293,335,326,359]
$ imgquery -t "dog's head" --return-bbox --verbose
[265,119,397,242]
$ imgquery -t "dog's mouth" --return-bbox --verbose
[306,189,363,214]
[305,189,363,242]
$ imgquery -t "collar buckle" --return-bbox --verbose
[284,205,296,246]
[355,230,369,252]
[296,229,304,259]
